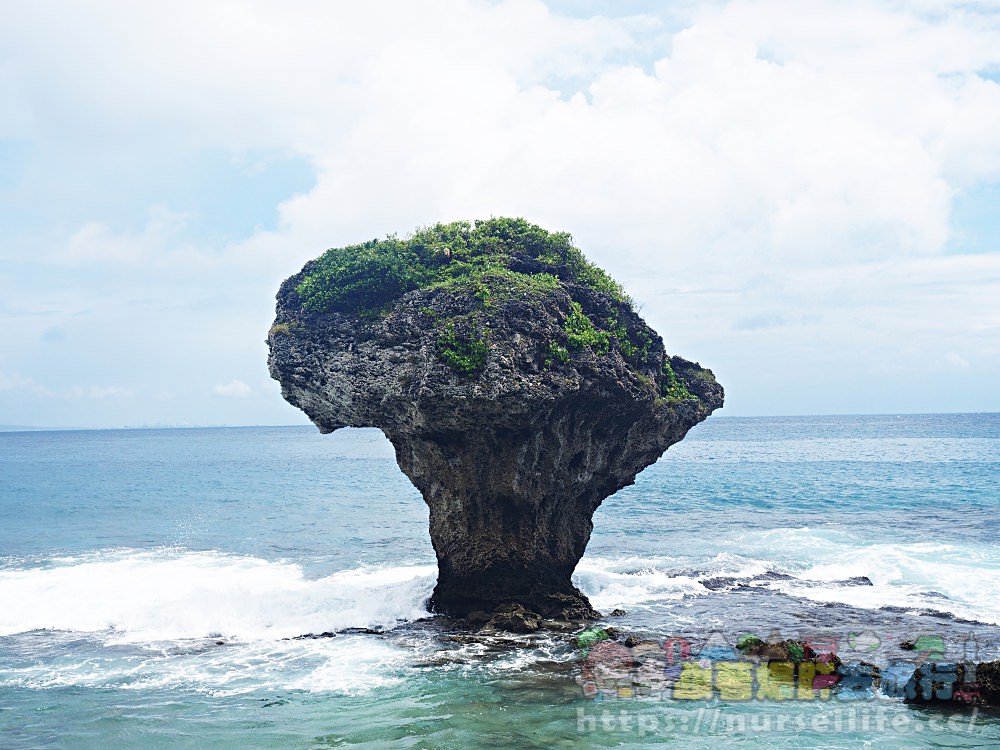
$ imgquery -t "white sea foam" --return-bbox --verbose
[761,529,1000,624]
[2,633,415,695]
[573,557,732,610]
[2,536,995,697]
[0,549,435,642]
[577,530,1000,625]
[0,549,439,694]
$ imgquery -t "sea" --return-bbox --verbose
[1,413,998,749]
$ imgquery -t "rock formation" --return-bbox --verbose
[267,219,723,621]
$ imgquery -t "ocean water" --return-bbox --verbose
[1,414,998,749]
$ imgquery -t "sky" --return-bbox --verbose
[1,0,999,428]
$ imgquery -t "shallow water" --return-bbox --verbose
[1,415,998,748]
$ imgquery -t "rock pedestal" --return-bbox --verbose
[269,273,723,620]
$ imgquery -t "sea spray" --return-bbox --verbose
[0,549,435,641]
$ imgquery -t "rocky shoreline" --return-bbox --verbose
[575,626,999,707]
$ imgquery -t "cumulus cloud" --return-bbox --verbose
[1,0,999,422]
[61,208,196,266]
[240,0,1000,277]
[5,1,998,266]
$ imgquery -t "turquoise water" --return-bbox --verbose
[1,415,998,748]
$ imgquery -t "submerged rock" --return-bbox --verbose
[267,218,723,621]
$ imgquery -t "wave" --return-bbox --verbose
[575,528,1000,625]
[2,631,415,695]
[0,548,435,642]
[0,548,585,694]
[4,532,995,647]
[2,539,996,696]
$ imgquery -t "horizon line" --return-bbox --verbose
[1,410,998,434]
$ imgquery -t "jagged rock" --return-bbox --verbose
[841,576,874,586]
[735,637,831,664]
[267,219,723,619]
[464,610,492,627]
[974,660,1000,705]
[609,609,627,617]
[898,660,999,706]
[699,576,736,591]
[484,604,542,633]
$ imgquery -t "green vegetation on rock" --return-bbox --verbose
[563,301,609,355]
[437,322,490,376]
[294,217,628,314]
[288,216,703,401]
[736,635,763,651]
[545,340,570,367]
[606,314,653,364]
[658,358,695,402]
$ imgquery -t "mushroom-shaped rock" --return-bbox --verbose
[267,218,723,620]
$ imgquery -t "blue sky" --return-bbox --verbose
[2,0,999,428]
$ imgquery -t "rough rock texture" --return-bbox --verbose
[268,269,723,620]
[902,660,999,706]
[974,660,1000,705]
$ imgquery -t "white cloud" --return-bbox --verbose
[1,0,1000,421]
[946,352,971,369]
[86,385,133,400]
[61,208,196,266]
[0,372,54,397]
[5,0,1000,277]
[213,380,252,398]
[244,0,1000,274]
[62,384,134,400]
[0,374,133,400]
